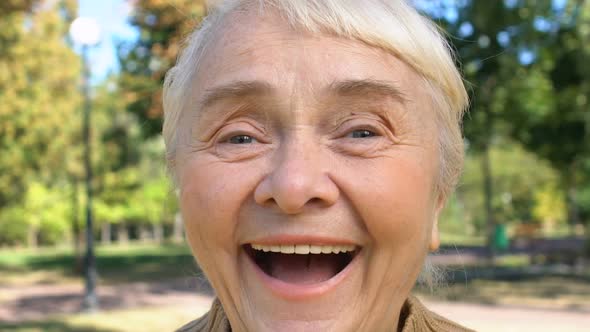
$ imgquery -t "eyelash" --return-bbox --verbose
[213,114,387,145]
[213,129,268,161]
[340,122,384,139]
[222,127,380,144]
[345,129,378,139]
[225,134,257,144]
[214,120,266,145]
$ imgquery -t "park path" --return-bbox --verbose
[424,299,590,332]
[0,278,212,323]
[1,278,589,331]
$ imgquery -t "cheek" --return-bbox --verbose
[339,154,439,248]
[178,156,256,257]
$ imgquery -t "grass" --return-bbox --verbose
[0,243,199,286]
[439,232,486,247]
[0,243,208,332]
[0,305,206,332]
[494,254,530,267]
[0,243,206,331]
[415,274,590,311]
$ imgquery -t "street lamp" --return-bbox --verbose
[69,16,101,312]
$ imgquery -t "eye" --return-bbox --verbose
[348,129,377,138]
[227,134,257,144]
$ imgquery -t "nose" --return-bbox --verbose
[254,139,339,214]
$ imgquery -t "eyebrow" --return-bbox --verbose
[329,79,408,104]
[196,78,408,115]
[198,80,273,110]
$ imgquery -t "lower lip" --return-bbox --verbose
[243,248,361,301]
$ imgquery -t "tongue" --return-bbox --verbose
[268,253,342,285]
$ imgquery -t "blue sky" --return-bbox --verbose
[77,0,138,83]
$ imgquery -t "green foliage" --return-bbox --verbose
[0,0,35,14]
[23,182,71,244]
[0,182,72,246]
[0,205,28,246]
[0,0,80,246]
[92,77,176,229]
[0,1,179,246]
[134,176,176,224]
[533,184,567,225]
[429,0,590,246]
[94,164,176,227]
[118,0,207,137]
[448,141,562,232]
[504,1,590,227]
[0,0,80,208]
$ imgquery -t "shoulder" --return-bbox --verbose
[401,296,476,332]
[175,299,230,332]
[176,317,207,332]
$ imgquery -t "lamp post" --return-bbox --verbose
[69,17,101,312]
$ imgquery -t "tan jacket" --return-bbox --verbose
[176,296,475,332]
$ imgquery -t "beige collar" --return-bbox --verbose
[176,295,475,332]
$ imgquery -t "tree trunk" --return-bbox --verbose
[479,78,497,263]
[173,213,184,243]
[139,225,150,242]
[27,225,38,248]
[565,164,581,236]
[117,223,129,244]
[482,142,496,261]
[101,223,111,245]
[153,223,163,243]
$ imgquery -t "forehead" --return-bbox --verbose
[192,8,428,107]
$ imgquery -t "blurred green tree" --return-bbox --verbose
[118,0,207,137]
[432,0,555,255]
[0,0,81,246]
[91,76,177,244]
[446,140,564,234]
[506,1,590,233]
[533,183,567,231]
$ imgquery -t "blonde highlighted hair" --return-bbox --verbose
[163,0,468,199]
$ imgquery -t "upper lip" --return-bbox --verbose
[242,234,361,246]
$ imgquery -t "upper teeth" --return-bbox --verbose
[250,244,356,254]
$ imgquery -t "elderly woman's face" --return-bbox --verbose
[176,10,443,332]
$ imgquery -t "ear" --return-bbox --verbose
[429,194,445,252]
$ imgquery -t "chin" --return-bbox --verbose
[227,239,371,331]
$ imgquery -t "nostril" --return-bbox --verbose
[281,197,326,215]
[257,196,332,214]
[307,197,324,206]
[253,170,339,213]
[262,197,278,208]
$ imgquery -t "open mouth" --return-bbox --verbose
[244,244,360,285]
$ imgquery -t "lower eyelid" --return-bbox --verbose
[213,140,272,161]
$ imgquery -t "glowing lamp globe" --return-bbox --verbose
[69,17,101,46]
